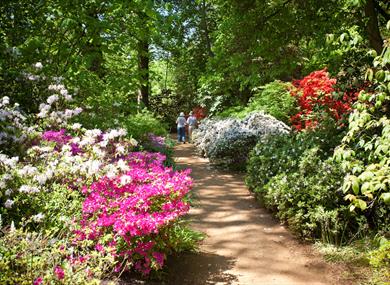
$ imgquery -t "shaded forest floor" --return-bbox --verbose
[121,142,365,285]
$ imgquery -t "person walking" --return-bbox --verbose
[186,111,198,143]
[176,112,187,143]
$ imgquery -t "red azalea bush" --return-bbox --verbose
[74,152,192,275]
[290,69,359,131]
[192,106,207,121]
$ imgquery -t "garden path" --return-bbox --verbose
[122,142,345,285]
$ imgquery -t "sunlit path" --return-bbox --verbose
[144,143,341,285]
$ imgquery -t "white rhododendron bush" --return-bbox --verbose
[0,80,194,284]
[193,112,290,169]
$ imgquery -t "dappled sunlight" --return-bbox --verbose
[169,142,335,285]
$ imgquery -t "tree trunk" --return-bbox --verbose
[200,0,213,57]
[364,0,384,54]
[138,38,150,108]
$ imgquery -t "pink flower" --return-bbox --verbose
[33,277,43,285]
[54,265,65,280]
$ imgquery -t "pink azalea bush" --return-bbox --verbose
[74,152,192,275]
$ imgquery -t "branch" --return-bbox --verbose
[256,0,293,29]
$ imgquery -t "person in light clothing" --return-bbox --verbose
[176,112,187,143]
[186,111,198,143]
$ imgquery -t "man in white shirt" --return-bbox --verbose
[176,112,187,143]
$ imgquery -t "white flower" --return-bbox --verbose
[84,160,101,176]
[5,189,12,196]
[60,89,68,96]
[2,96,10,105]
[129,138,138,146]
[34,62,43,69]
[27,74,39,81]
[10,221,15,232]
[64,109,74,119]
[32,213,45,223]
[117,159,129,171]
[119,175,132,185]
[47,95,59,105]
[18,165,38,177]
[0,180,6,189]
[73,107,83,115]
[71,123,82,130]
[116,145,125,155]
[4,199,14,209]
[34,174,48,185]
[19,185,40,194]
[63,94,72,101]
[61,144,72,153]
[92,145,105,158]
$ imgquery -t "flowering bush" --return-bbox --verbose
[290,69,358,130]
[193,112,290,169]
[75,152,192,275]
[246,132,366,244]
[0,79,197,283]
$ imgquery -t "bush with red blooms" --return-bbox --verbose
[192,106,207,120]
[290,69,359,131]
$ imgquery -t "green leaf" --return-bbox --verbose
[365,68,374,81]
[352,177,360,195]
[361,182,371,193]
[356,199,367,210]
[381,192,390,204]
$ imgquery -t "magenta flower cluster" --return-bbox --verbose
[42,129,82,154]
[75,152,192,275]
[42,129,72,145]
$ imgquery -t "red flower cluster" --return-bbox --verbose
[192,106,207,120]
[290,69,358,131]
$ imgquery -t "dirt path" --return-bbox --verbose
[122,143,344,285]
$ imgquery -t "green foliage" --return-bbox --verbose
[246,128,369,244]
[334,34,390,233]
[262,152,361,244]
[0,228,111,285]
[218,81,296,123]
[79,109,168,141]
[248,81,296,123]
[124,112,168,141]
[246,128,344,195]
[369,237,390,269]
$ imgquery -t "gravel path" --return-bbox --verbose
[122,142,343,285]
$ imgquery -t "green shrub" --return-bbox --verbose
[247,81,296,123]
[217,81,296,124]
[123,111,168,140]
[246,127,344,194]
[262,150,364,244]
[79,110,168,141]
[245,128,370,244]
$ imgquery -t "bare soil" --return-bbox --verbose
[122,142,352,285]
